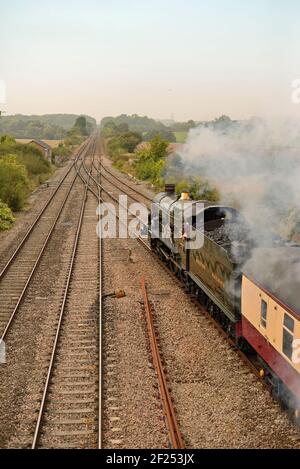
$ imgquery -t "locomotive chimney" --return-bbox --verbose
[165,183,175,194]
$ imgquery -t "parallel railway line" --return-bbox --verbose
[0,139,92,341]
[94,159,152,206]
[31,138,102,449]
[79,154,185,448]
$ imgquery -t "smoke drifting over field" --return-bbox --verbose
[175,119,300,245]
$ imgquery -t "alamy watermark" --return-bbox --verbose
[96,196,204,249]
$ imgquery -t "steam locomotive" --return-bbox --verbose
[148,184,300,420]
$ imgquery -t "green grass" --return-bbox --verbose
[173,131,188,143]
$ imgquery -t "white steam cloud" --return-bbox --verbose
[176,118,300,244]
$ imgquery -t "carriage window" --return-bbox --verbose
[260,300,267,328]
[284,314,294,333]
[282,313,294,361]
[282,329,293,360]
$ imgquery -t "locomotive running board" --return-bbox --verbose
[188,272,238,323]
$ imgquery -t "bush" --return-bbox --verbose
[107,132,142,159]
[134,136,168,187]
[0,155,30,211]
[0,199,15,230]
[0,141,51,178]
[175,178,220,202]
[52,134,85,164]
[0,135,16,145]
[19,151,51,176]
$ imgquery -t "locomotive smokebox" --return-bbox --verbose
[165,183,175,194]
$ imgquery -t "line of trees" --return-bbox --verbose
[101,114,240,143]
[101,115,177,143]
[0,114,97,140]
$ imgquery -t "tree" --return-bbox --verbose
[118,132,142,152]
[73,116,89,136]
[144,129,176,143]
[0,135,16,145]
[100,114,167,134]
[0,199,15,230]
[134,135,168,185]
[102,121,117,137]
[0,155,30,211]
[212,115,233,131]
[147,135,169,161]
[0,114,96,139]
[116,123,129,134]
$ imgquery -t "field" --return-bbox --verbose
[173,131,188,143]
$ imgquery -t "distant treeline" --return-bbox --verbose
[101,114,167,134]
[0,114,97,140]
[100,114,242,143]
[101,114,179,142]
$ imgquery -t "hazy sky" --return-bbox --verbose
[1,0,300,122]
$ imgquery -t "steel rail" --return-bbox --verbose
[0,140,93,342]
[0,138,90,280]
[82,134,103,449]
[78,153,186,446]
[98,156,152,200]
[31,151,95,449]
[140,277,185,449]
[97,152,103,450]
[85,161,150,243]
[79,155,151,253]
[93,159,152,203]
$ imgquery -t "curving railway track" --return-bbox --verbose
[96,161,152,206]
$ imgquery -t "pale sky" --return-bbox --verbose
[1,0,300,122]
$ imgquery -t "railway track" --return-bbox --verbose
[96,161,152,206]
[0,138,93,341]
[31,141,102,449]
[98,137,152,204]
[141,278,184,449]
[78,157,185,447]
